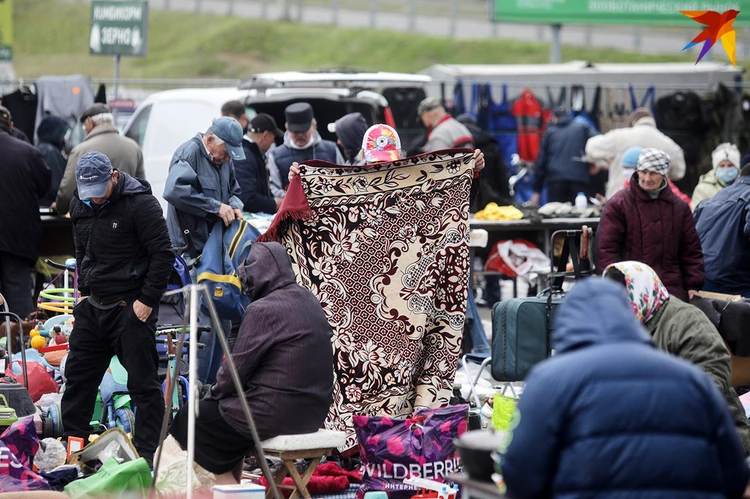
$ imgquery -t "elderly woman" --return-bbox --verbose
[604,261,750,455]
[692,142,742,210]
[595,148,704,301]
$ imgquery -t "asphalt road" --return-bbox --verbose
[145,0,746,61]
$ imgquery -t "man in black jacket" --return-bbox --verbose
[0,106,51,321]
[62,152,173,466]
[238,113,284,214]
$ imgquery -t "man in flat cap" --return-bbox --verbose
[54,103,145,215]
[417,97,474,153]
[267,102,344,199]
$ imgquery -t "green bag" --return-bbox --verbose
[64,457,151,498]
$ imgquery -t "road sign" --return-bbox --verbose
[90,1,148,57]
[493,0,748,27]
[0,0,13,62]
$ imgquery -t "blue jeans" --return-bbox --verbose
[188,262,230,385]
[466,288,491,355]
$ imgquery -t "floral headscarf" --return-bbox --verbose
[603,261,670,324]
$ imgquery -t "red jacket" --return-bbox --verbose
[596,174,704,300]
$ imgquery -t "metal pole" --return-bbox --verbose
[195,0,201,13]
[332,0,339,26]
[281,0,291,21]
[228,0,235,16]
[185,285,199,499]
[550,24,562,64]
[449,1,457,38]
[584,26,592,46]
[262,0,268,19]
[633,26,642,52]
[370,0,376,29]
[297,0,302,22]
[113,54,120,100]
[408,0,416,32]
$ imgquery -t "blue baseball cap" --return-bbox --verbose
[621,146,643,168]
[211,117,245,161]
[76,152,113,199]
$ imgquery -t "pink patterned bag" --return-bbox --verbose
[354,405,468,499]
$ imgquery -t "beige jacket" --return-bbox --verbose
[585,117,686,199]
[691,168,727,210]
[55,123,144,214]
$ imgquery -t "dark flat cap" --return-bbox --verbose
[285,102,314,133]
[80,103,111,123]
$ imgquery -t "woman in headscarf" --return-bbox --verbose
[604,261,750,455]
[692,143,742,210]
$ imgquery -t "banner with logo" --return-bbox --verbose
[90,1,148,57]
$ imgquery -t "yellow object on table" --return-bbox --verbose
[474,203,524,221]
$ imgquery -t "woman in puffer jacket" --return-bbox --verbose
[604,261,750,455]
[692,143,742,210]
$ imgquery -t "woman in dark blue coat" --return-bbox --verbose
[500,279,749,499]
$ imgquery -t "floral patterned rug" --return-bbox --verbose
[261,149,474,450]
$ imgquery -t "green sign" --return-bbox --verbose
[0,0,13,62]
[493,0,749,27]
[90,1,148,57]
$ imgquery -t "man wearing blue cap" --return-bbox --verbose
[163,117,246,384]
[62,152,174,467]
[164,117,246,252]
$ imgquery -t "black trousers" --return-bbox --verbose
[61,298,165,459]
[547,180,590,205]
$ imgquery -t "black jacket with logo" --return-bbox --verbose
[70,172,174,308]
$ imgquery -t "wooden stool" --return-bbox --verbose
[259,429,347,499]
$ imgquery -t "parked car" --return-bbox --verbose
[121,72,431,212]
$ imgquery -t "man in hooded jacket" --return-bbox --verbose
[62,152,174,466]
[501,279,749,499]
[268,103,345,198]
[36,115,70,207]
[169,242,333,483]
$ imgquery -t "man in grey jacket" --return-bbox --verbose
[418,97,474,153]
[53,103,145,214]
[163,116,245,384]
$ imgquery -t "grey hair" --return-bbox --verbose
[205,128,224,145]
[91,113,115,126]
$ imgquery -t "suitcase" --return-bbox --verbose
[490,295,562,381]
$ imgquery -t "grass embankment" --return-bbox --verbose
[14,1,716,79]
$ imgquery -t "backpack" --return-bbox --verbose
[195,219,260,321]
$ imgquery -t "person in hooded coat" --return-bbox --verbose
[328,112,368,166]
[169,242,334,482]
[500,279,749,499]
[36,115,70,207]
[604,261,750,454]
[692,142,742,210]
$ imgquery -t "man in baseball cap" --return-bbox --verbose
[75,151,115,201]
[234,113,285,214]
[164,115,247,385]
[208,116,245,162]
